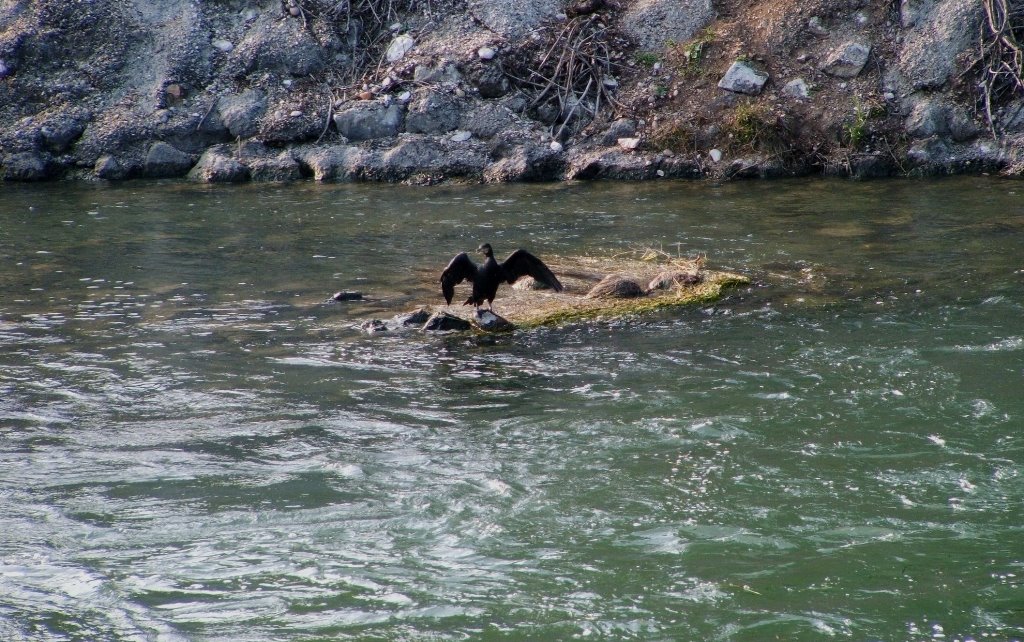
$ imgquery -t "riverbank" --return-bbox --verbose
[3,0,1023,184]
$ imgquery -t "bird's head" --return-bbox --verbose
[477,243,494,258]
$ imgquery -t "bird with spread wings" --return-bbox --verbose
[440,243,563,311]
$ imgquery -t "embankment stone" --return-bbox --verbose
[2,151,51,181]
[333,103,404,141]
[621,0,715,51]
[188,146,249,182]
[143,142,193,178]
[822,41,871,78]
[218,90,267,139]
[718,61,768,95]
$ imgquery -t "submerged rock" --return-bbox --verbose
[360,319,389,334]
[358,309,432,335]
[332,290,364,301]
[474,309,513,331]
[396,308,431,326]
[422,311,472,332]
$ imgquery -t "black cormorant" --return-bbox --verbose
[440,243,563,310]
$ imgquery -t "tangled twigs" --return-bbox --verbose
[978,0,1024,137]
[505,15,621,137]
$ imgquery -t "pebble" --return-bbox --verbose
[709,148,723,162]
[386,34,415,63]
[617,137,640,150]
[807,16,828,36]
[782,78,810,99]
[212,39,234,53]
[478,46,496,60]
[290,110,302,117]
[450,130,472,142]
[398,91,412,103]
[549,141,564,152]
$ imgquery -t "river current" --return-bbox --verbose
[1,178,1022,641]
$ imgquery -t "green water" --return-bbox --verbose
[0,178,1022,641]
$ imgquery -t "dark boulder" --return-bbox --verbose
[1,151,52,181]
[474,309,513,331]
[188,147,249,182]
[143,141,193,178]
[397,308,431,326]
[422,311,472,332]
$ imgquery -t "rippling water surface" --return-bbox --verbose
[1,178,1022,641]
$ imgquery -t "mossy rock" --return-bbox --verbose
[433,253,750,329]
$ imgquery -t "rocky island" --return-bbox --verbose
[2,0,1022,183]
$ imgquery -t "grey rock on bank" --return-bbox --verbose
[219,90,268,139]
[1,151,50,181]
[822,41,871,78]
[621,0,715,51]
[334,103,405,141]
[144,142,193,178]
[718,61,769,95]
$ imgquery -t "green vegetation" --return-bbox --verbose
[668,28,715,77]
[844,99,885,150]
[845,106,869,150]
[635,52,659,68]
[728,102,779,150]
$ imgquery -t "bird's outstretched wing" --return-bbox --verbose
[440,252,477,304]
[501,249,564,291]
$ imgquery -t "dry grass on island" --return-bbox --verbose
[433,249,750,329]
